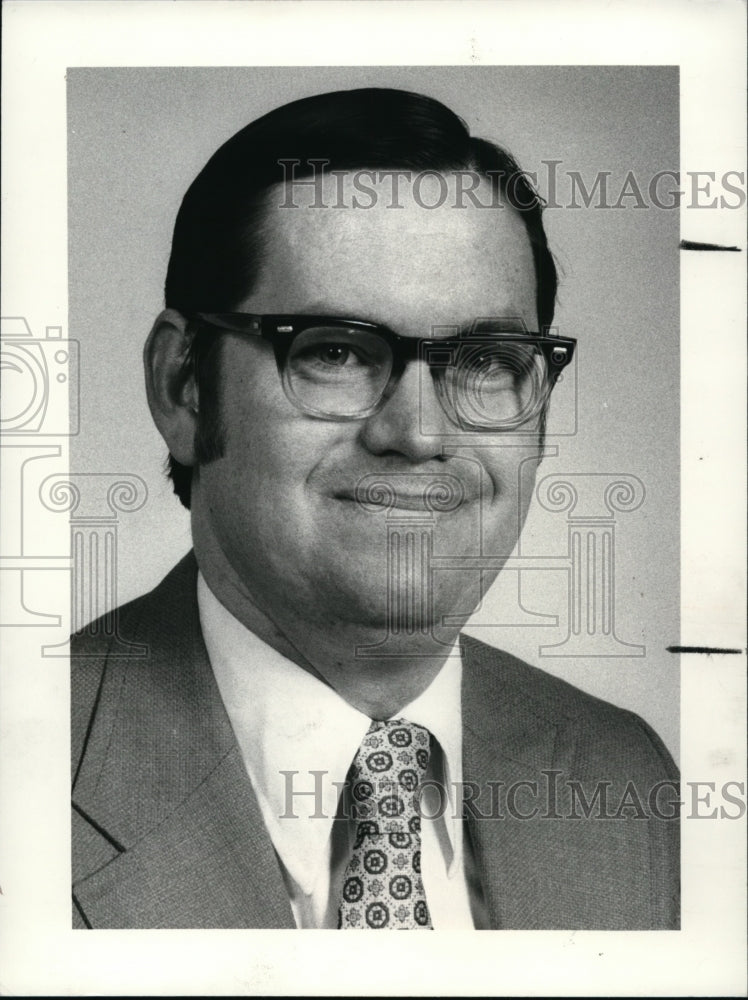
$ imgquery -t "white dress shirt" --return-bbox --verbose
[197,572,486,929]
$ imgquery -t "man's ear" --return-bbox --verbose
[143,309,200,467]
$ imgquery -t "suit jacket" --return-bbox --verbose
[71,552,679,929]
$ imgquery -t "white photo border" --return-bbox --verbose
[1,1,746,996]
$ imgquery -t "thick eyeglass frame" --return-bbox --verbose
[195,312,576,430]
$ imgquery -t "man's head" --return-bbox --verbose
[145,87,561,636]
[157,87,557,508]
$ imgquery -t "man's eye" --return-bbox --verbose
[303,341,377,370]
[462,345,536,383]
[475,352,506,371]
[318,344,353,366]
[470,353,515,381]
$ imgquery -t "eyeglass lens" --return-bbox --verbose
[285,326,393,417]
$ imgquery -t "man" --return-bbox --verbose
[71,88,679,930]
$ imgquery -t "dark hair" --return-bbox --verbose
[164,87,558,508]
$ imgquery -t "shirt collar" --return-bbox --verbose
[197,572,464,896]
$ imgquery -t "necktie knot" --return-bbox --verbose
[348,718,431,828]
[339,719,434,930]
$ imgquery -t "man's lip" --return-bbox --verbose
[333,473,481,513]
[336,492,475,511]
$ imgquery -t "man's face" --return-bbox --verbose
[192,173,542,635]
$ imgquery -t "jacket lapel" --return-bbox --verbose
[461,635,568,930]
[72,553,295,929]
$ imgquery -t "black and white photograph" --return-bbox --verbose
[67,66,682,933]
[1,1,745,995]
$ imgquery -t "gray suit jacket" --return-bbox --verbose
[72,552,679,929]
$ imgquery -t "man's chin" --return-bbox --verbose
[311,570,482,640]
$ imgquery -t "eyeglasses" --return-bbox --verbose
[195,313,576,432]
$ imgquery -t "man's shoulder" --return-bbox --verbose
[460,633,678,778]
[71,551,199,770]
[461,631,636,719]
[72,550,198,657]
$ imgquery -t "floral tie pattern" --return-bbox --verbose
[338,719,433,930]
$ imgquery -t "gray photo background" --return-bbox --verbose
[67,66,679,757]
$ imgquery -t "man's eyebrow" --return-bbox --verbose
[299,303,389,326]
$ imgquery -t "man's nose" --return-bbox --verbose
[358,361,449,461]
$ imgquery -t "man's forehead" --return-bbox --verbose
[244,171,537,330]
[266,171,527,240]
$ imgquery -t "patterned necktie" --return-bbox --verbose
[338,718,433,929]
